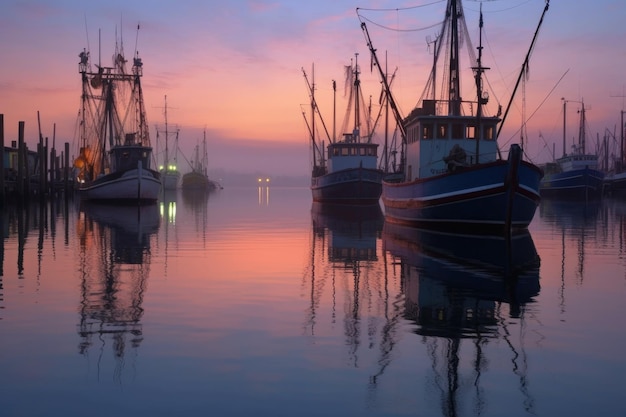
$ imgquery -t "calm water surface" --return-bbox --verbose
[0,186,625,417]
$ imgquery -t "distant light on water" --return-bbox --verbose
[258,177,270,205]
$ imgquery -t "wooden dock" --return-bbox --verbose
[0,114,74,205]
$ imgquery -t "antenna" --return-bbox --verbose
[134,22,141,59]
[83,14,91,54]
[120,14,123,55]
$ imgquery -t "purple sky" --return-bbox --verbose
[0,0,624,175]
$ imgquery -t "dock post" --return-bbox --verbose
[17,121,25,198]
[0,114,5,206]
[64,142,70,197]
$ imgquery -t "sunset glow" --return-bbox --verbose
[1,1,624,176]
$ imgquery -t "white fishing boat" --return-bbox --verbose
[73,31,161,203]
[156,95,181,190]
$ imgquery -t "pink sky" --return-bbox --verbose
[0,0,624,176]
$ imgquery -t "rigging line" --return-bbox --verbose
[357,13,443,33]
[356,0,445,13]
[501,68,569,156]
[463,0,535,14]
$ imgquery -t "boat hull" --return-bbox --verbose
[381,146,542,232]
[78,168,161,203]
[161,170,180,190]
[539,167,604,199]
[182,172,216,191]
[311,167,383,205]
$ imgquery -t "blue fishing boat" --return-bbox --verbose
[360,0,548,232]
[540,99,604,199]
[304,56,383,205]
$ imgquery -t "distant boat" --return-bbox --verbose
[181,130,219,191]
[156,95,181,190]
[73,37,161,203]
[603,110,626,197]
[360,0,548,232]
[303,55,384,205]
[540,99,604,200]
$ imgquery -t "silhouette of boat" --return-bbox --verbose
[360,0,550,231]
[304,56,384,205]
[74,33,161,203]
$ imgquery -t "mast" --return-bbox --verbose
[359,21,406,142]
[562,98,567,157]
[496,0,550,142]
[472,4,487,164]
[619,110,624,171]
[333,79,337,143]
[312,64,316,160]
[384,53,389,173]
[302,65,332,168]
[353,53,361,142]
[578,100,586,154]
[448,0,461,116]
[164,95,169,166]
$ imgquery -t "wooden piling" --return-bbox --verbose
[64,142,70,196]
[17,121,25,198]
[0,114,5,205]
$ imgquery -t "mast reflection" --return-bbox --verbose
[306,202,390,367]
[76,202,160,380]
[383,224,541,416]
[539,198,602,311]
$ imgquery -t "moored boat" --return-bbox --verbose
[156,95,181,190]
[603,111,626,197]
[359,0,549,232]
[304,56,384,205]
[539,99,604,199]
[74,35,160,203]
[181,130,218,191]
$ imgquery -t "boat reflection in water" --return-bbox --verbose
[182,187,210,210]
[382,224,541,415]
[311,202,384,263]
[76,202,160,380]
[539,198,602,302]
[306,202,387,365]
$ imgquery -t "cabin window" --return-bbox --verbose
[351,147,357,156]
[369,148,377,156]
[466,124,476,140]
[333,147,340,156]
[360,148,366,156]
[452,123,464,139]
[408,126,417,143]
[341,147,349,156]
[484,125,495,141]
[437,124,447,139]
[422,123,433,140]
